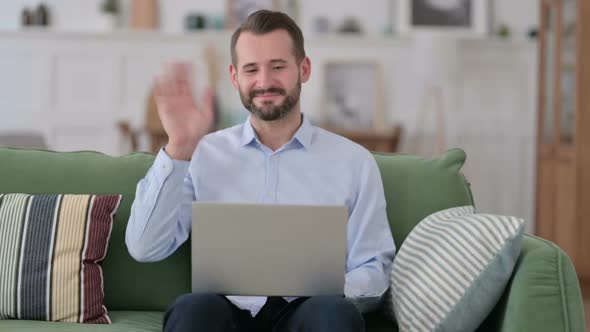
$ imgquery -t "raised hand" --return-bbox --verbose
[154,62,214,160]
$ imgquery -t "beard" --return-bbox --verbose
[239,78,301,121]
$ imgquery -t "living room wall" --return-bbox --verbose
[0,1,540,236]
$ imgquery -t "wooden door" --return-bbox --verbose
[535,0,560,239]
[553,154,576,261]
[575,0,590,283]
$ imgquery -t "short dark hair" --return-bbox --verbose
[230,10,306,67]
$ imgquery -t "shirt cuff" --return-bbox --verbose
[345,266,388,297]
[344,266,389,313]
[153,148,190,184]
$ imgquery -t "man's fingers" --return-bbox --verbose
[154,78,173,98]
[163,61,193,84]
[155,76,187,98]
[157,61,197,100]
[177,80,192,97]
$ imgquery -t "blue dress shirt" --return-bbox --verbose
[125,114,396,316]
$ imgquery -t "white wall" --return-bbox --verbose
[0,0,539,38]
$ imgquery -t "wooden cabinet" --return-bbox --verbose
[321,126,402,154]
[536,0,590,294]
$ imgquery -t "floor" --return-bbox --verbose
[586,300,589,332]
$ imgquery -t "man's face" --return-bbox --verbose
[230,30,310,121]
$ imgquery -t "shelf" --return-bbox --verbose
[0,29,537,50]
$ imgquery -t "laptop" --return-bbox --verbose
[191,202,348,297]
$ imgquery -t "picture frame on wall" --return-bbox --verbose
[225,0,279,29]
[397,0,489,36]
[321,61,385,132]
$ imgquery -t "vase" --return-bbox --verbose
[130,0,158,30]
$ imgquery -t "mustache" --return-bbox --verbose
[249,87,286,99]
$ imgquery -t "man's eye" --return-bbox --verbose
[273,66,284,70]
[245,69,257,73]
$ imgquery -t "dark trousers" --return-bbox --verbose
[163,293,365,332]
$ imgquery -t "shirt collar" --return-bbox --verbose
[239,115,258,147]
[293,114,313,148]
[239,113,313,149]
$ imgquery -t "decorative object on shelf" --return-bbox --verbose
[21,4,51,28]
[99,0,120,30]
[225,0,278,29]
[34,3,50,26]
[321,61,385,132]
[337,17,363,34]
[21,7,34,27]
[409,32,459,157]
[185,14,207,31]
[397,0,488,36]
[209,15,225,30]
[100,0,119,16]
[527,27,538,39]
[130,0,159,30]
[496,23,511,38]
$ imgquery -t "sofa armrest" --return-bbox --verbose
[478,234,586,332]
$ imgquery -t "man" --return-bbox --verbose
[126,10,395,332]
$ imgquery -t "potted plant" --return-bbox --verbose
[98,0,120,30]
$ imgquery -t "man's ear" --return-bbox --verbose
[300,57,311,83]
[229,64,239,90]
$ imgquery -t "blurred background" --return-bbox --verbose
[0,0,588,311]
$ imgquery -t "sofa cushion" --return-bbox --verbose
[386,206,525,332]
[373,148,474,248]
[0,311,163,331]
[0,148,189,312]
[0,193,121,323]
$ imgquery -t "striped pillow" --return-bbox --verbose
[386,206,524,332]
[0,193,122,324]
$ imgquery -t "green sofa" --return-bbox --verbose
[0,147,585,331]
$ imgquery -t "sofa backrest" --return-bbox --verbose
[373,148,474,248]
[0,147,473,311]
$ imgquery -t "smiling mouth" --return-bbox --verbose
[254,94,282,99]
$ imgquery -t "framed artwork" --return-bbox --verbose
[397,0,489,36]
[322,61,385,132]
[225,0,279,29]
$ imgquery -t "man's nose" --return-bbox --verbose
[255,69,273,90]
